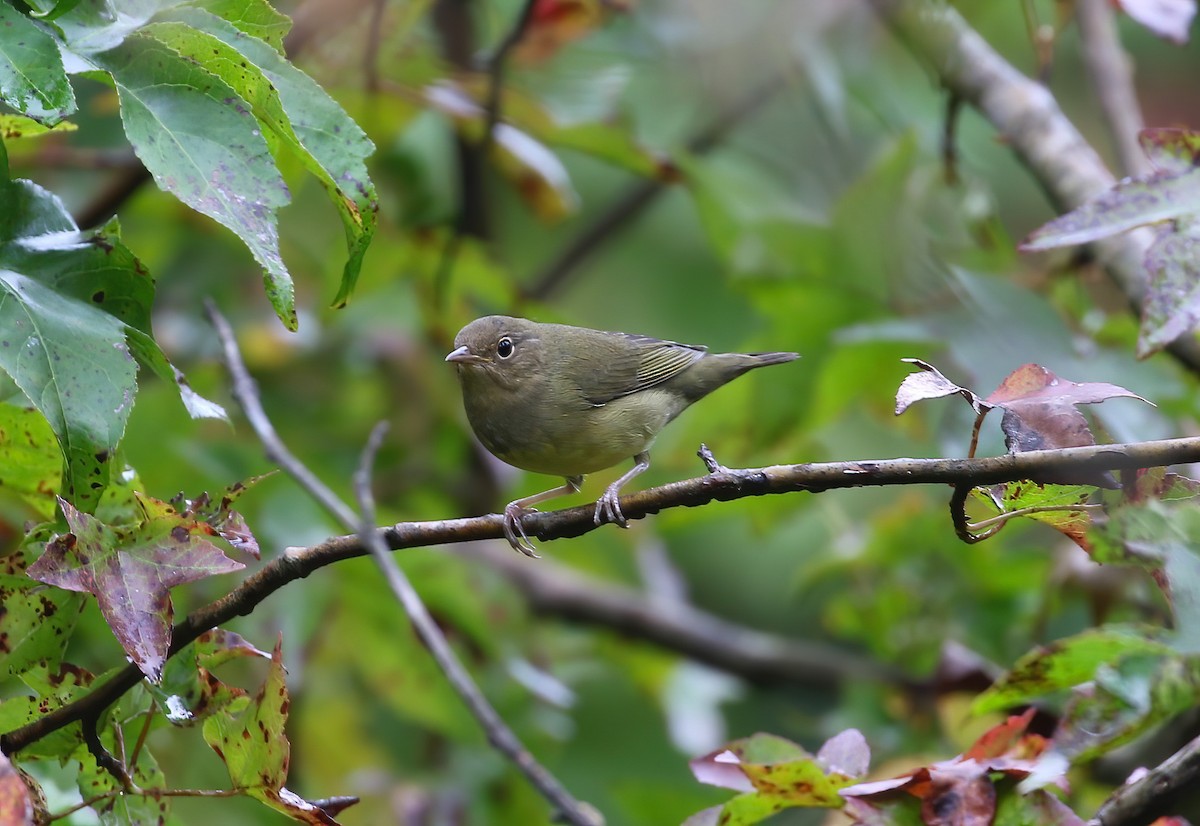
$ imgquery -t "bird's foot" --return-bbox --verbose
[502,501,541,558]
[593,486,629,529]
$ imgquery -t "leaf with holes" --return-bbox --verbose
[27,496,244,682]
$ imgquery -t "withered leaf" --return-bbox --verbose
[27,495,244,682]
[895,358,990,416]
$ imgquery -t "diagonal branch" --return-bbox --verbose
[353,424,600,826]
[866,0,1200,373]
[6,432,1200,755]
[211,306,598,825]
[1090,732,1200,825]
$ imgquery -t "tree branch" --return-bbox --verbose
[354,426,599,826]
[206,306,598,824]
[1075,0,1149,178]
[457,543,898,687]
[1090,732,1200,826]
[6,432,1200,755]
[866,0,1200,372]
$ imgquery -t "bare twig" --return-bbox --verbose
[1075,0,1149,178]
[482,0,539,151]
[8,431,1200,755]
[1090,732,1200,826]
[354,424,600,826]
[81,713,134,791]
[867,0,1200,373]
[525,72,789,300]
[212,304,598,825]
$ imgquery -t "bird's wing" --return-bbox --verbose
[580,334,707,406]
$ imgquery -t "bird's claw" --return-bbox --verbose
[502,502,541,558]
[593,490,629,529]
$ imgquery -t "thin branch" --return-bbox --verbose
[457,542,898,687]
[8,432,1200,755]
[866,0,1200,373]
[482,0,538,152]
[524,72,789,300]
[1090,732,1200,826]
[1075,0,1149,178]
[213,305,597,825]
[205,301,358,529]
[354,425,599,826]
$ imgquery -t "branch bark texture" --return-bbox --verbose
[6,434,1200,755]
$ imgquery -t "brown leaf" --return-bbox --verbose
[28,496,244,682]
[984,364,1149,484]
[918,763,996,826]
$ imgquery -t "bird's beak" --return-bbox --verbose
[445,345,486,365]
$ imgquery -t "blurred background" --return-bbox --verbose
[8,0,1199,822]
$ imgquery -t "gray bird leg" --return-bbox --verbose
[594,452,650,528]
[503,476,583,557]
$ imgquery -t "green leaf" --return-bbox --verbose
[973,628,1174,714]
[75,726,170,824]
[0,3,76,123]
[146,8,377,309]
[0,571,83,679]
[0,114,78,139]
[0,269,134,511]
[203,636,289,789]
[198,0,291,52]
[0,662,96,759]
[90,33,296,329]
[0,172,223,510]
[202,638,342,822]
[0,402,62,518]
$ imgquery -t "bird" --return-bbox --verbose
[446,315,798,556]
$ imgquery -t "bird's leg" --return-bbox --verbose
[594,452,650,528]
[502,476,583,558]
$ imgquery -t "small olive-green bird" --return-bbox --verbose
[446,316,798,556]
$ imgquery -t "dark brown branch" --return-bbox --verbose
[1090,732,1200,826]
[524,72,788,300]
[7,432,1200,755]
[866,0,1200,373]
[458,542,896,687]
[482,0,538,150]
[1075,0,1149,178]
[353,426,599,826]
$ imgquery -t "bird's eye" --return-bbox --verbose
[496,336,515,359]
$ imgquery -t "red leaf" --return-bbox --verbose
[28,495,244,681]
